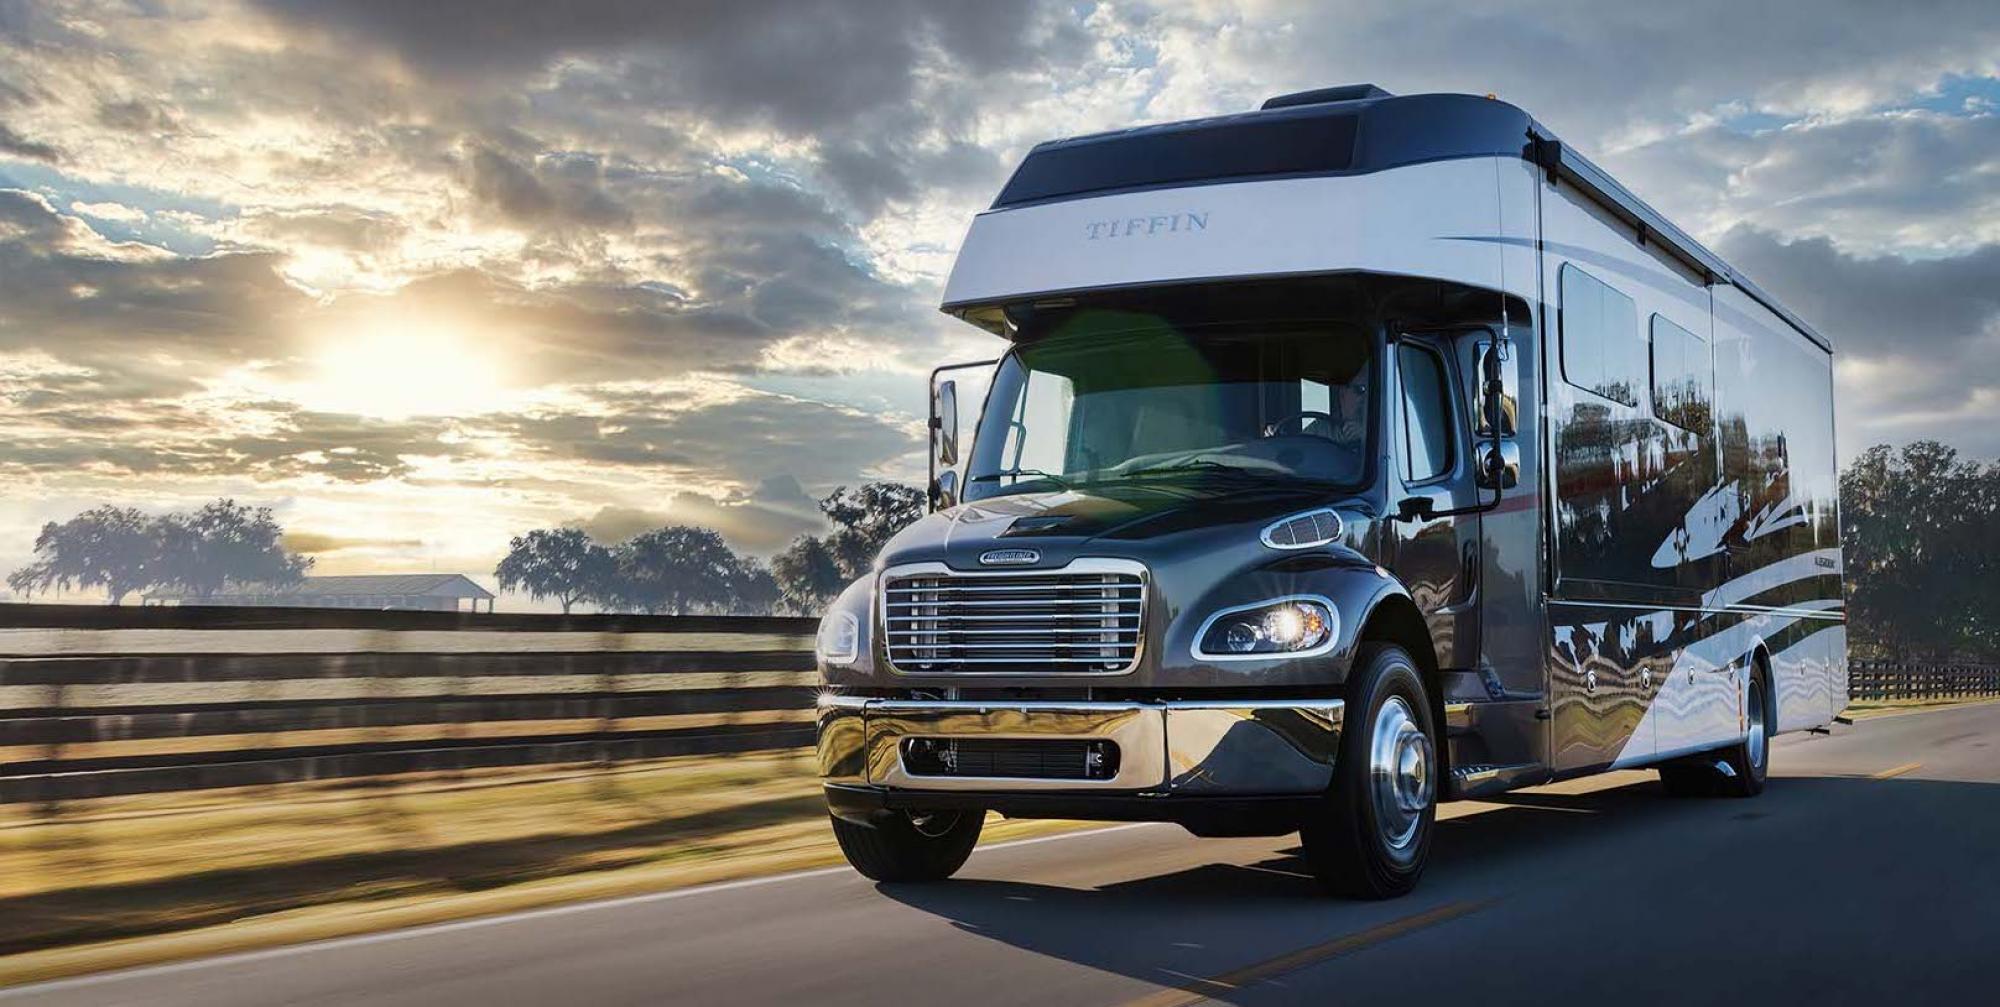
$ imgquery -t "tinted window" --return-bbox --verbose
[996,113,1356,207]
[1398,343,1453,483]
[1560,264,1642,407]
[1650,314,1712,434]
[963,300,1376,501]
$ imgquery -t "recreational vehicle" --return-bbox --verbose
[814,85,1845,897]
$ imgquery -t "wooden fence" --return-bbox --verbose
[5,603,1991,805]
[1848,661,2000,702]
[0,604,819,804]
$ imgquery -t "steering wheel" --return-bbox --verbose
[1262,410,1336,439]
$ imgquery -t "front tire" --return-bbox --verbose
[1301,643,1438,899]
[830,810,983,882]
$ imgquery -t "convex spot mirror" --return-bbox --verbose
[933,380,960,467]
[1474,338,1520,490]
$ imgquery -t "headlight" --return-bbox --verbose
[816,611,859,665]
[1193,596,1338,660]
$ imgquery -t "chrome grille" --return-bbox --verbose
[882,563,1146,674]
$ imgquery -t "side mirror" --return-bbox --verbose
[1394,496,1435,523]
[933,380,960,467]
[1477,442,1521,490]
[1475,339,1517,437]
[932,469,960,510]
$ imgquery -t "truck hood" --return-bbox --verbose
[877,482,1351,572]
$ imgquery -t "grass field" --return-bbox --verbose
[0,751,1093,987]
[1842,695,2000,719]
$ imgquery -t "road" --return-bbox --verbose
[12,701,2000,1006]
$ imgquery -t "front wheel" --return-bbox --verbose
[1301,643,1438,899]
[830,809,984,882]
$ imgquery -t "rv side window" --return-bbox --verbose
[1559,264,1642,407]
[1397,343,1453,483]
[1649,314,1713,433]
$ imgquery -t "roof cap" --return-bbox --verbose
[1261,84,1392,109]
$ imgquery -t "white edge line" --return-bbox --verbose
[0,821,1167,998]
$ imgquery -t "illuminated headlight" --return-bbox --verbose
[816,611,859,665]
[1194,596,1338,660]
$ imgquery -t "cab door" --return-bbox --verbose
[1387,335,1481,671]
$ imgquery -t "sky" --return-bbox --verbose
[0,0,1996,602]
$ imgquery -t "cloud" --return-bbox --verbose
[1609,108,2000,255]
[1126,1,2000,150]
[4,0,2000,582]
[1718,227,2000,454]
[488,382,922,492]
[572,473,828,556]
[283,530,424,554]
[0,122,57,162]
[464,146,631,232]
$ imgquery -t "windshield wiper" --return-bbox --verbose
[1122,457,1266,480]
[1119,457,1341,491]
[967,468,1073,490]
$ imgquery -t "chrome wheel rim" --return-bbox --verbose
[908,811,960,839]
[1369,695,1434,861]
[1747,677,1767,772]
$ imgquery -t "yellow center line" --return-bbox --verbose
[1119,899,1491,1007]
[1872,762,1922,780]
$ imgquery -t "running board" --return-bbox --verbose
[1446,761,1548,800]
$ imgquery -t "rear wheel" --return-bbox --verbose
[830,809,983,882]
[1658,661,1771,798]
[1716,666,1771,797]
[1301,643,1438,899]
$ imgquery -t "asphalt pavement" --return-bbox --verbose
[12,700,1999,1006]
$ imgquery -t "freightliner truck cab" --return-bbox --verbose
[814,85,1846,898]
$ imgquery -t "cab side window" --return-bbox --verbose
[1397,343,1453,483]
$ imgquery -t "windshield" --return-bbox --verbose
[964,307,1374,501]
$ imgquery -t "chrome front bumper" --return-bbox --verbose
[817,696,1345,797]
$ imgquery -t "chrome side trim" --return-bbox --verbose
[816,694,870,785]
[1164,700,1345,794]
[1189,593,1342,663]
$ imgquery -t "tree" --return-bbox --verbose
[1841,441,2000,661]
[771,482,926,613]
[821,483,926,575]
[495,527,618,614]
[613,526,745,614]
[728,557,782,616]
[770,535,847,613]
[6,506,159,605]
[153,499,312,599]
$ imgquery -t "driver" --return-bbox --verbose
[1327,377,1366,451]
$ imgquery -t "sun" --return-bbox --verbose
[298,317,512,420]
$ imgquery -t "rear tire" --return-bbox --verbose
[830,810,983,882]
[1301,643,1438,899]
[1716,665,1771,798]
[1656,661,1771,799]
